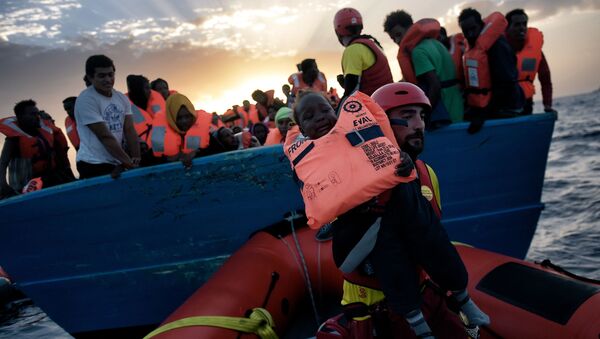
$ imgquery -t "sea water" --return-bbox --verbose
[1,90,599,338]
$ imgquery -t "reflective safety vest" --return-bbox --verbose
[449,33,466,85]
[516,28,543,99]
[346,38,394,96]
[129,90,165,143]
[288,72,328,96]
[284,91,416,229]
[64,116,80,150]
[397,18,441,84]
[415,159,441,218]
[263,128,283,145]
[0,117,55,175]
[463,12,508,108]
[237,104,260,125]
[150,109,210,157]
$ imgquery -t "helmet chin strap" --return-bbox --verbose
[389,118,408,127]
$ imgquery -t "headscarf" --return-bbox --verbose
[165,93,196,134]
[275,107,293,123]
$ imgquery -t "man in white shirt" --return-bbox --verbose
[75,55,140,178]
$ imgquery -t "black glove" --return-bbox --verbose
[467,116,485,134]
[395,151,414,177]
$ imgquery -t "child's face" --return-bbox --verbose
[296,93,337,139]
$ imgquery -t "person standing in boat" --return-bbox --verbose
[74,54,140,178]
[458,8,525,133]
[505,8,555,115]
[0,100,75,198]
[292,90,489,338]
[383,10,464,129]
[334,8,393,99]
[288,58,328,99]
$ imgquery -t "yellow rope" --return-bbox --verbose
[143,307,278,339]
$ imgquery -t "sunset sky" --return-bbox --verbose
[1,0,599,150]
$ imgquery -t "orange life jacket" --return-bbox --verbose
[288,72,328,96]
[22,177,43,194]
[449,33,466,86]
[397,18,441,84]
[150,109,210,157]
[515,28,543,99]
[128,90,165,143]
[64,116,80,150]
[415,159,441,218]
[263,128,283,145]
[237,104,259,125]
[222,109,247,128]
[284,91,416,229]
[0,117,55,175]
[463,12,508,108]
[346,38,394,96]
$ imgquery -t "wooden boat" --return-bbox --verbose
[0,113,556,335]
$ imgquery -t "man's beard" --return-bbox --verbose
[403,130,424,160]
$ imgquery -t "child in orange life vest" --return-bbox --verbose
[294,91,489,339]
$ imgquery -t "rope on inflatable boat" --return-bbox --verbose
[143,307,278,339]
[286,210,322,327]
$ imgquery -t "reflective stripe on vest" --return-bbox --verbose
[151,126,166,153]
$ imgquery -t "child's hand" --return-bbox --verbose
[395,151,414,177]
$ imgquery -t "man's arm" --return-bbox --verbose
[416,71,442,110]
[538,52,554,111]
[87,122,134,168]
[487,37,523,111]
[123,115,141,164]
[343,74,360,97]
[0,138,18,197]
[412,45,442,109]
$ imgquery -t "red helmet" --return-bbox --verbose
[334,8,362,36]
[371,82,431,113]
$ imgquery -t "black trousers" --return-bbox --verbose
[369,181,468,316]
[76,161,116,179]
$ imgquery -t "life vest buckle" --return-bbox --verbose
[347,130,366,146]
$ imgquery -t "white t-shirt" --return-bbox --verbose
[74,86,132,165]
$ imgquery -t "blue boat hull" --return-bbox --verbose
[0,113,555,334]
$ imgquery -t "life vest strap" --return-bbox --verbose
[291,142,315,167]
[465,87,491,95]
[345,125,384,147]
[143,308,278,339]
[440,78,459,88]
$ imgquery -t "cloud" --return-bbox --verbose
[0,0,80,43]
[438,0,600,33]
[0,1,348,58]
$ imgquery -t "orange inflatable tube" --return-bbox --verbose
[457,245,600,339]
[148,226,341,338]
